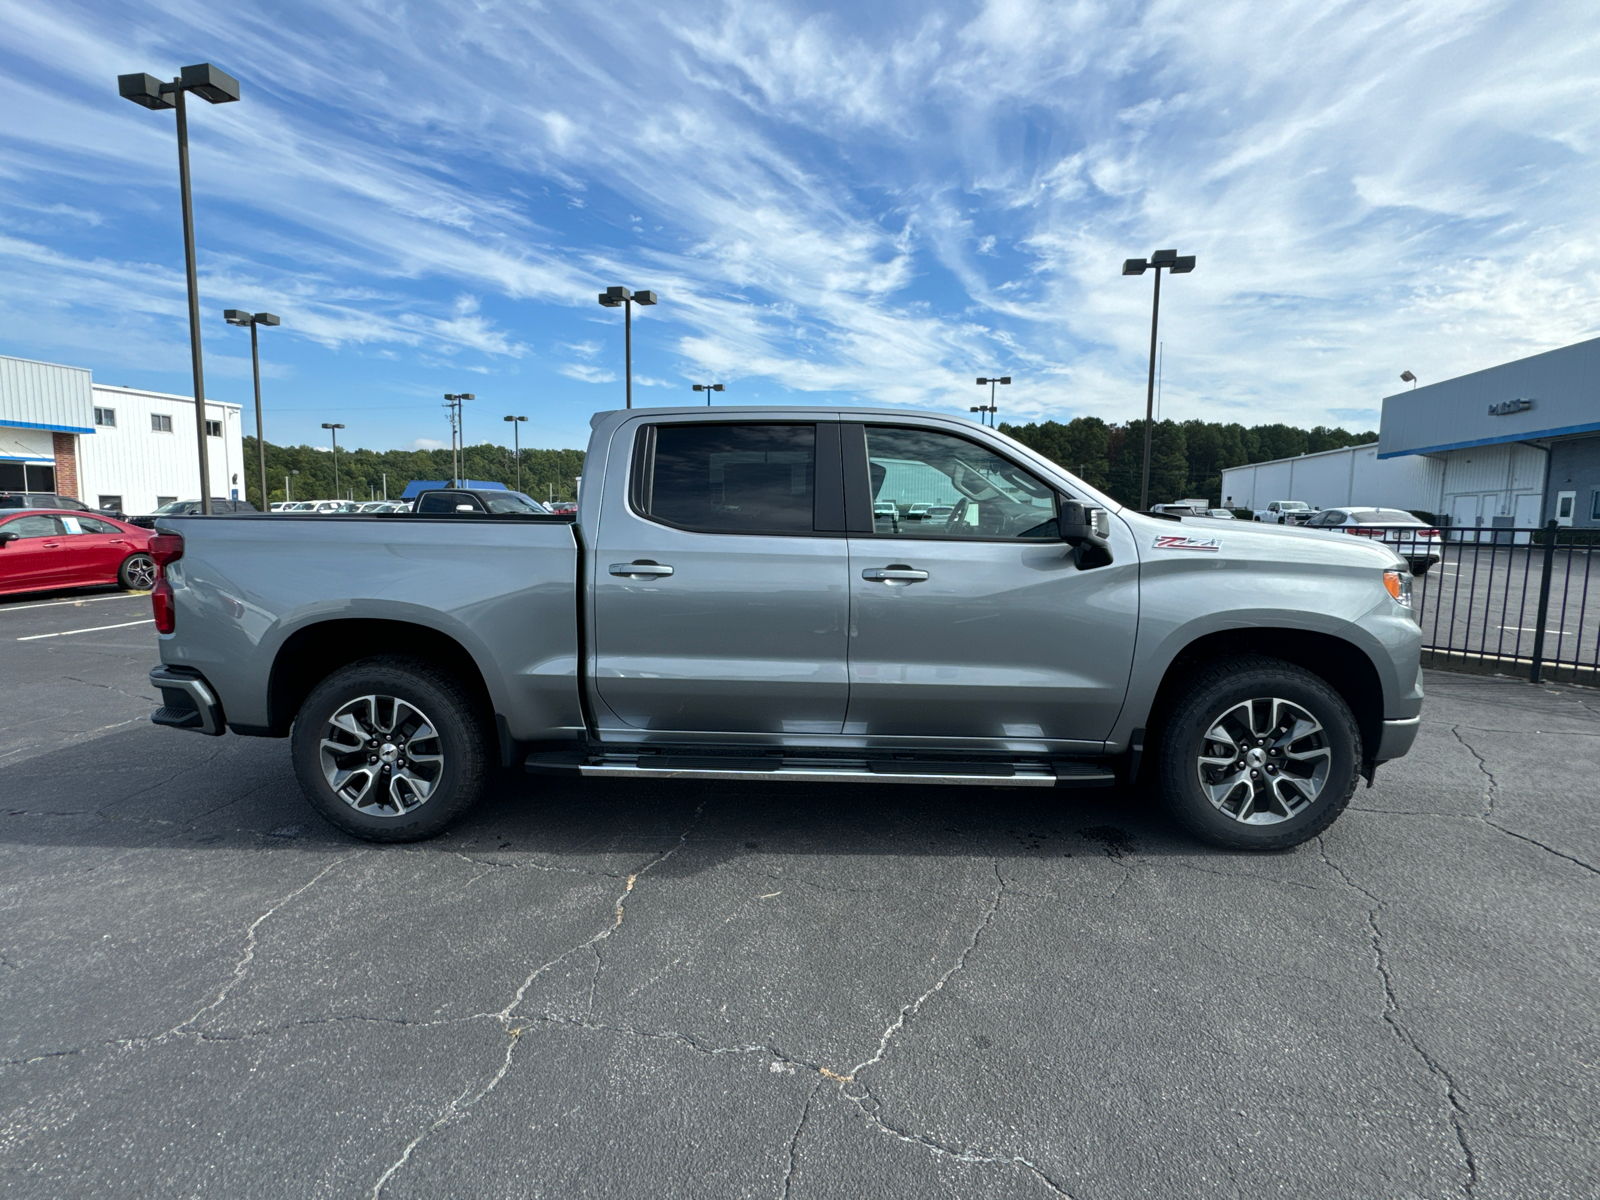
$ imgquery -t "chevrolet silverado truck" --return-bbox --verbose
[145,407,1423,851]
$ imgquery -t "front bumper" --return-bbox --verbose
[1374,715,1420,762]
[150,664,225,736]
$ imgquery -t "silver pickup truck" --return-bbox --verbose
[145,407,1422,851]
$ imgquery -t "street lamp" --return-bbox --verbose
[119,63,240,515]
[443,393,475,486]
[1123,248,1195,510]
[223,309,279,513]
[503,414,527,492]
[971,375,1010,427]
[597,286,659,409]
[692,383,725,406]
[321,423,344,500]
[1400,370,1417,389]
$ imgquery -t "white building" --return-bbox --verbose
[1221,442,1441,514]
[1,354,245,516]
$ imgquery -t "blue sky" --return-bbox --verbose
[2,0,1596,454]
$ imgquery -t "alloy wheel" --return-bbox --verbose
[1195,697,1332,824]
[318,694,445,817]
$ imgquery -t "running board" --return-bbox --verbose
[525,752,1115,789]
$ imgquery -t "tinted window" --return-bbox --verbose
[76,516,123,534]
[864,426,1057,539]
[484,491,547,514]
[417,491,483,513]
[641,424,816,535]
[2,515,63,539]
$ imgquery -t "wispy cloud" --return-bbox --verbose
[0,0,1596,451]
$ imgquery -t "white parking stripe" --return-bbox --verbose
[17,618,155,641]
[0,592,148,614]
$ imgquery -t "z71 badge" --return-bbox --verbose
[1153,534,1221,551]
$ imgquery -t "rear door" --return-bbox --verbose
[841,422,1137,745]
[590,420,851,734]
[66,515,136,582]
[0,515,69,593]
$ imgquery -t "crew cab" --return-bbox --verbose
[145,407,1423,851]
[1253,500,1315,525]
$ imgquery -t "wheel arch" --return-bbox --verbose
[1144,629,1385,765]
[266,619,498,750]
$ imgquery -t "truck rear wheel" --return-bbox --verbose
[1157,656,1361,850]
[290,656,488,842]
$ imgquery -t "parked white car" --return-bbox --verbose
[1303,507,1443,575]
[1254,500,1315,525]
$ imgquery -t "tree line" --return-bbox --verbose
[243,437,586,508]
[995,418,1378,509]
[245,416,1375,512]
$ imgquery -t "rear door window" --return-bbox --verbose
[636,424,817,535]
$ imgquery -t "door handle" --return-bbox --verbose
[862,566,929,583]
[610,561,674,578]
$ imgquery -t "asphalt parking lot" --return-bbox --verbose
[2,589,1598,1199]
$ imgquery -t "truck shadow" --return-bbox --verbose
[0,724,1267,865]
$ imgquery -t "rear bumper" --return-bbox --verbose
[1374,714,1421,763]
[150,664,225,736]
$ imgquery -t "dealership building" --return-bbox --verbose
[1222,336,1600,532]
[0,354,246,515]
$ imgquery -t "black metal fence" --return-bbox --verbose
[1398,522,1600,684]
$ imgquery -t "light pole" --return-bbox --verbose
[286,468,299,503]
[1122,248,1196,510]
[692,383,725,406]
[119,64,240,515]
[971,375,1009,427]
[321,423,344,500]
[223,309,279,512]
[1400,370,1417,389]
[597,286,659,408]
[503,415,527,492]
[444,393,475,486]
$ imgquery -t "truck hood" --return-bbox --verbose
[1124,511,1406,570]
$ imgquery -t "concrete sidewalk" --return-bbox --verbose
[1,668,1596,1198]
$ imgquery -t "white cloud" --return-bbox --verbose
[558,363,617,384]
[409,437,448,450]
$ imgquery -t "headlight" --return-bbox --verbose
[1383,569,1412,608]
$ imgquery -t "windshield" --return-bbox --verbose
[1276,501,1310,510]
[153,501,194,514]
[483,491,549,514]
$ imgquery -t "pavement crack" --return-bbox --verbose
[369,801,708,1198]
[1316,837,1479,1196]
[779,1080,821,1199]
[171,852,360,1036]
[1453,726,1599,876]
[847,861,1007,1082]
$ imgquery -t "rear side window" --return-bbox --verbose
[636,424,816,535]
[417,492,484,513]
[1350,509,1421,523]
[77,516,123,534]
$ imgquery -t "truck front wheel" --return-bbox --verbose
[1157,657,1361,850]
[290,656,489,842]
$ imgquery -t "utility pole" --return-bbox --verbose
[1122,249,1196,510]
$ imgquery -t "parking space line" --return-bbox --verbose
[18,619,155,642]
[0,593,149,614]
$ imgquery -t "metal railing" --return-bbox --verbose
[1397,522,1599,684]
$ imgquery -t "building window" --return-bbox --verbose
[98,495,123,513]
[156,495,177,507]
[151,413,173,433]
[94,407,116,427]
[205,419,223,437]
[1592,491,1600,522]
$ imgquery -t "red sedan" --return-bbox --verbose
[0,509,158,597]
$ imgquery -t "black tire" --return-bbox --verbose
[118,552,158,591]
[1156,656,1361,851]
[290,656,489,842]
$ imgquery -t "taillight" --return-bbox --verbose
[1347,527,1384,537]
[1421,528,1440,538]
[149,534,183,634]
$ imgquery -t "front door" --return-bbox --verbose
[590,420,851,734]
[842,423,1137,745]
[0,514,69,593]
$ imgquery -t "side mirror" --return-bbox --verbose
[1059,498,1112,568]
[0,531,16,546]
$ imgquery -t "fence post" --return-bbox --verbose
[1530,519,1559,683]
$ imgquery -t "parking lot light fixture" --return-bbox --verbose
[444,393,475,486]
[973,375,1010,427]
[1400,370,1417,388]
[321,423,344,499]
[224,309,280,514]
[692,383,725,406]
[598,286,659,409]
[1123,247,1196,509]
[119,62,240,514]
[503,414,527,491]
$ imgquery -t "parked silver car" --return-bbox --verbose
[1303,507,1443,575]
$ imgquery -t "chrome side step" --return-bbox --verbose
[526,752,1115,789]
